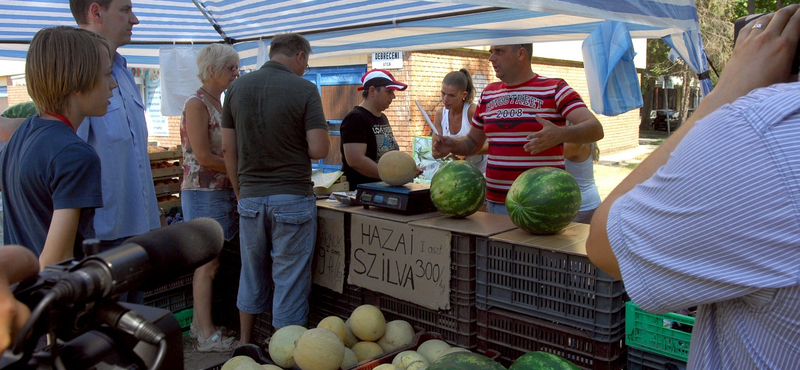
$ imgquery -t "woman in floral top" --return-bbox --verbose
[180,43,239,352]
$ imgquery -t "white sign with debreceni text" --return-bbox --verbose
[372,51,403,69]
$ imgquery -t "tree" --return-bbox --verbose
[642,0,798,131]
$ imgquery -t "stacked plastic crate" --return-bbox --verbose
[625,302,693,370]
[361,232,481,349]
[143,272,194,334]
[307,210,518,354]
[476,223,628,369]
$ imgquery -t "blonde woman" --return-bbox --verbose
[430,69,487,172]
[564,142,601,223]
[180,43,240,352]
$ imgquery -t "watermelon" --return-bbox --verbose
[429,160,486,218]
[509,351,580,370]
[1,101,37,118]
[428,351,506,370]
[505,167,580,235]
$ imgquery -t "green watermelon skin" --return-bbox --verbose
[505,167,581,235]
[1,101,37,118]
[430,160,486,218]
[508,351,580,370]
[428,351,507,370]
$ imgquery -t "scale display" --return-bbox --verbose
[356,182,436,214]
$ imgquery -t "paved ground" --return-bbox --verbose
[598,142,659,167]
[182,335,234,370]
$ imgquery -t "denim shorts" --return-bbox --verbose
[236,194,317,328]
[486,200,509,215]
[181,188,239,241]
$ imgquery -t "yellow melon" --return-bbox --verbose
[378,151,417,186]
[351,341,384,362]
[293,328,345,370]
[317,316,348,343]
[344,318,359,348]
[342,347,359,368]
[221,356,261,370]
[377,320,415,352]
[374,364,401,370]
[268,325,307,368]
[350,305,386,341]
[261,365,283,370]
[417,339,451,363]
[391,350,430,370]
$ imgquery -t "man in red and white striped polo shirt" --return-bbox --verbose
[434,44,604,214]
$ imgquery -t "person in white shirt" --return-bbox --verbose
[431,69,487,172]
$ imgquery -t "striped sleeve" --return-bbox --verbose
[554,79,586,118]
[607,86,800,314]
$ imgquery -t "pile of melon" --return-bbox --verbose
[259,304,418,370]
[222,303,509,370]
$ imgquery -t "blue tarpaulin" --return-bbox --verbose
[0,0,712,94]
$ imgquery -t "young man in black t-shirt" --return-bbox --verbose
[340,69,409,190]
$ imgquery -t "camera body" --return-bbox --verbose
[2,260,184,370]
[734,13,800,75]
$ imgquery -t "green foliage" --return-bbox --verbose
[645,0,800,89]
[732,0,800,19]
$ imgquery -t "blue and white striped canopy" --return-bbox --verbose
[0,0,711,93]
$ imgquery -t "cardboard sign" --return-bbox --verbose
[348,214,451,310]
[313,208,347,292]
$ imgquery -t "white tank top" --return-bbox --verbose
[442,103,486,173]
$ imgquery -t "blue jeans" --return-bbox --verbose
[181,188,239,241]
[486,200,509,215]
[236,194,316,327]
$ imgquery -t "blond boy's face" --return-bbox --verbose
[77,56,117,118]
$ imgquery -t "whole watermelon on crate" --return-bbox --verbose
[505,167,580,234]
[428,351,506,370]
[429,160,486,218]
[1,101,37,118]
[509,351,580,370]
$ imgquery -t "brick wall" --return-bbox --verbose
[2,51,641,155]
[380,49,640,156]
[4,74,183,148]
[8,85,30,106]
[531,59,641,154]
[150,115,182,148]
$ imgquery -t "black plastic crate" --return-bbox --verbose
[365,288,476,350]
[143,273,193,298]
[477,307,626,370]
[627,347,687,370]
[143,284,193,313]
[308,284,367,327]
[477,239,627,340]
[357,232,481,349]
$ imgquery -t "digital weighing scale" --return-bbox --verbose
[356,181,436,214]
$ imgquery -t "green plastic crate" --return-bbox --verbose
[174,308,193,336]
[625,301,694,362]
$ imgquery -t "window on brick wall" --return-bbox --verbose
[304,65,366,171]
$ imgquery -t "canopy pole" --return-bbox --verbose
[192,0,234,44]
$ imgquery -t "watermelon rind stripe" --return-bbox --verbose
[505,167,581,234]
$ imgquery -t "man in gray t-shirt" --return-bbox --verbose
[221,33,329,343]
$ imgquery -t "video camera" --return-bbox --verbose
[734,13,800,75]
[0,218,224,370]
